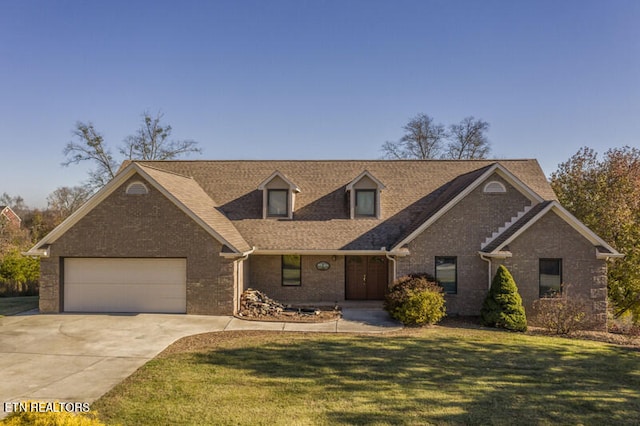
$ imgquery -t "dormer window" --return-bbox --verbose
[355,189,376,217]
[258,171,300,219]
[267,189,288,217]
[346,170,385,219]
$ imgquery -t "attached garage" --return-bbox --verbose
[63,258,187,313]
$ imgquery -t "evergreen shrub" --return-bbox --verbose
[480,265,527,332]
[384,274,446,326]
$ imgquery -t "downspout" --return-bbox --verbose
[385,252,397,285]
[479,253,492,290]
[234,247,256,313]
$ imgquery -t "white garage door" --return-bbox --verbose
[64,258,187,313]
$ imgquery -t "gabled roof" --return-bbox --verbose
[128,159,555,252]
[345,170,386,191]
[26,162,251,256]
[481,200,623,259]
[257,170,301,192]
[29,159,584,256]
[0,205,21,226]
[390,162,545,250]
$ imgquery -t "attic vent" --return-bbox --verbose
[126,181,149,195]
[484,181,506,193]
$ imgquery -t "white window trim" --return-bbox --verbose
[483,181,507,193]
[125,181,149,195]
[346,170,385,219]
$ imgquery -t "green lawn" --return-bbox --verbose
[0,296,38,316]
[93,327,640,425]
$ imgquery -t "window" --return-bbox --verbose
[483,181,506,193]
[435,256,457,294]
[355,189,376,217]
[539,259,562,297]
[126,181,149,195]
[282,255,301,286]
[267,189,288,217]
[258,171,300,219]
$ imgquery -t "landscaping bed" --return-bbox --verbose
[235,288,341,323]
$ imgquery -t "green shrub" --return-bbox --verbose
[480,265,527,332]
[0,249,39,297]
[385,274,446,326]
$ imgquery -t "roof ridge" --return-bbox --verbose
[137,158,539,163]
[135,162,195,180]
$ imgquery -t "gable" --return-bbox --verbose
[482,201,622,259]
[27,163,251,256]
[49,175,224,256]
[391,163,544,250]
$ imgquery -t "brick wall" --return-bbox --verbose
[499,211,608,329]
[396,173,532,315]
[39,174,235,315]
[248,255,345,304]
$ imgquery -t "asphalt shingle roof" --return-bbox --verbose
[131,159,557,251]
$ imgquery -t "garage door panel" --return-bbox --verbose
[64,258,187,313]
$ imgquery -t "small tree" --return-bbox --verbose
[481,265,527,332]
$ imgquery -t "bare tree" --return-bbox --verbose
[445,116,491,160]
[47,186,92,222]
[63,122,118,190]
[382,113,447,159]
[120,111,201,160]
[63,111,201,190]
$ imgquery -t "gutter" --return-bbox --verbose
[219,246,256,259]
[251,248,410,257]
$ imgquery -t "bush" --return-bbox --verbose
[0,249,39,297]
[532,291,590,335]
[480,265,527,332]
[384,274,446,326]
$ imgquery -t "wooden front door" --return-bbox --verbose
[346,256,389,300]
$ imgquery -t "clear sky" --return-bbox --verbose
[1,0,639,207]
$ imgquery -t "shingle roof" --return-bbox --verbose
[137,164,252,253]
[132,159,556,252]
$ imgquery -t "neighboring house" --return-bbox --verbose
[26,160,622,327]
[0,205,22,228]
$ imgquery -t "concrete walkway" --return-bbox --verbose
[0,309,400,418]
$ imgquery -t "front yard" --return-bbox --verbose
[93,325,640,425]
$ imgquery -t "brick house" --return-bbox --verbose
[26,160,621,326]
[0,205,22,228]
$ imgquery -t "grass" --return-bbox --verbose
[93,327,640,425]
[0,296,38,316]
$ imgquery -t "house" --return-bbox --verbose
[26,159,622,327]
[0,205,21,228]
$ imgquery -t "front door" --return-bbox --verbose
[345,256,389,300]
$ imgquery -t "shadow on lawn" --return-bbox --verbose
[194,332,640,425]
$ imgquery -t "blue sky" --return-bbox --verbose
[1,0,639,207]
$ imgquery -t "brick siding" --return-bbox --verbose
[499,212,608,329]
[397,173,532,315]
[248,255,345,304]
[39,174,235,315]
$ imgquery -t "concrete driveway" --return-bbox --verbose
[0,310,400,418]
